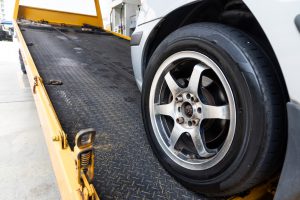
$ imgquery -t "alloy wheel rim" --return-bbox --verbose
[149,51,236,170]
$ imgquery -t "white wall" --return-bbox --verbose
[19,0,97,15]
[3,0,15,19]
[125,3,139,35]
[100,0,112,28]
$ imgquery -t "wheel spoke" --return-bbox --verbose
[191,128,216,158]
[149,52,237,168]
[202,104,230,120]
[188,64,208,94]
[165,72,181,95]
[169,124,185,150]
[155,103,174,117]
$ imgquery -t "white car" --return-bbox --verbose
[131,0,300,197]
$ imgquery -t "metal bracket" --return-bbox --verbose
[74,128,99,200]
[52,130,68,149]
[33,76,43,94]
[81,171,100,200]
[32,76,68,149]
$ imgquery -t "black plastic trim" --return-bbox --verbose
[274,101,300,200]
[130,31,143,46]
[137,17,162,27]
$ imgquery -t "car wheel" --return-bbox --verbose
[141,23,287,197]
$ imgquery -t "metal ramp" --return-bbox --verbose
[21,24,207,200]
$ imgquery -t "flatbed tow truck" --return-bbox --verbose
[13,0,300,199]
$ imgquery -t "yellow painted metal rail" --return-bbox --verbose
[13,0,104,199]
[15,20,84,199]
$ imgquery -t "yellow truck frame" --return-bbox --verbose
[13,0,274,199]
[13,0,108,199]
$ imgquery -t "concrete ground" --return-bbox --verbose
[0,41,60,199]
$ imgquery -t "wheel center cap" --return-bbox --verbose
[183,102,193,118]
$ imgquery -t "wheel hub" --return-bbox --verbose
[183,102,193,118]
[176,93,201,128]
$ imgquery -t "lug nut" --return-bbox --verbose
[176,117,184,124]
[186,93,191,99]
[192,119,200,126]
[175,95,183,102]
[188,120,192,126]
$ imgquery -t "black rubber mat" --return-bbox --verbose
[20,24,207,200]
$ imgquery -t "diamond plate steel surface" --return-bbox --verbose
[21,25,210,200]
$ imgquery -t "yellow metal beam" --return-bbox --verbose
[13,0,20,20]
[17,6,102,27]
[94,0,104,28]
[16,0,103,28]
[14,20,86,200]
[106,29,131,41]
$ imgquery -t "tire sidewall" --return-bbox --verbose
[142,25,266,191]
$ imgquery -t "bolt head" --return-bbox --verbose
[175,95,183,102]
[176,117,184,124]
[192,119,200,126]
[52,135,60,141]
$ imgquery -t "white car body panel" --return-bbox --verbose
[131,19,161,91]
[132,0,300,102]
[137,0,198,25]
[243,0,300,102]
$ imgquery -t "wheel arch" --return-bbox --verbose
[142,0,289,100]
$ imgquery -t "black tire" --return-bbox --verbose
[141,23,287,197]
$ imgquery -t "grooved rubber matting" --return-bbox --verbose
[21,24,207,200]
